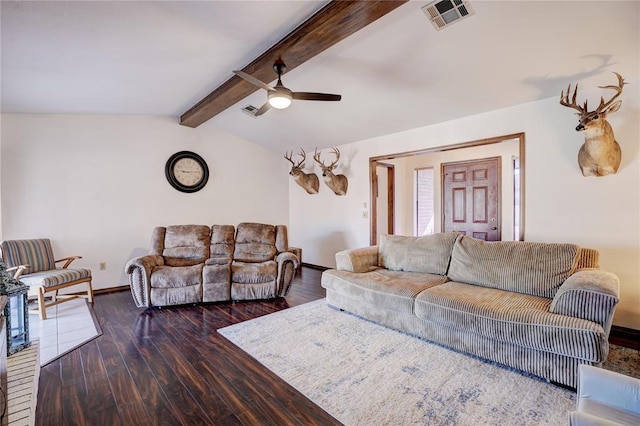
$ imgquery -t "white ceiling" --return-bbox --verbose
[2,1,638,153]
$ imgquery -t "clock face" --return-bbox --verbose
[165,151,209,193]
[173,157,204,186]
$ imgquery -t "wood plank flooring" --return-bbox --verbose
[35,267,341,425]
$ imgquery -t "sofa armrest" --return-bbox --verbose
[125,255,164,307]
[275,252,299,296]
[550,269,619,333]
[335,246,379,273]
[575,365,640,417]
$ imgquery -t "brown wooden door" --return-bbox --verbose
[442,157,501,241]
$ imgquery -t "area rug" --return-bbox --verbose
[218,299,639,426]
[28,298,102,366]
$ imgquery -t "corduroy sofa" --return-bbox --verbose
[321,232,620,388]
[126,223,299,307]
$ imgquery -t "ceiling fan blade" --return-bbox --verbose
[233,70,275,92]
[254,101,271,117]
[292,92,342,101]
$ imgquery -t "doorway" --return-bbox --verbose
[442,157,501,241]
[373,162,395,241]
[369,133,525,245]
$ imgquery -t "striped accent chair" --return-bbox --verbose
[0,239,93,320]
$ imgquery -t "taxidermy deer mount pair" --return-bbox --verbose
[284,148,348,195]
[560,72,626,177]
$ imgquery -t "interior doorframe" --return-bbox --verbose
[369,132,525,245]
[371,162,395,242]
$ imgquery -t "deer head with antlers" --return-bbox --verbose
[284,149,320,194]
[560,72,626,177]
[313,147,348,196]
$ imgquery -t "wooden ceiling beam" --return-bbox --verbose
[179,0,408,128]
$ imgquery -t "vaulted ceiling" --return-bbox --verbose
[2,1,638,153]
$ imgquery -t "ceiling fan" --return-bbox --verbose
[233,58,341,116]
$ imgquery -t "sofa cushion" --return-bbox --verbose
[19,268,91,288]
[150,264,203,288]
[414,281,606,362]
[232,260,277,284]
[0,239,56,273]
[448,236,579,298]
[162,225,211,267]
[378,232,459,275]
[322,268,447,314]
[209,225,235,265]
[234,223,277,263]
[203,263,231,302]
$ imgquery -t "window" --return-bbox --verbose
[512,156,520,240]
[415,167,435,236]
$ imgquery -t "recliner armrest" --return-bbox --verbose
[275,251,299,296]
[276,251,299,268]
[335,246,379,273]
[125,255,164,307]
[550,269,619,332]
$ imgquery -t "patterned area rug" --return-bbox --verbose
[219,299,639,426]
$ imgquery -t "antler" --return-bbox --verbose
[327,147,341,169]
[297,148,307,166]
[594,72,626,113]
[313,147,323,166]
[313,147,340,170]
[284,151,301,167]
[560,83,586,114]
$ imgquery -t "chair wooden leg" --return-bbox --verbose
[87,280,94,303]
[38,286,47,320]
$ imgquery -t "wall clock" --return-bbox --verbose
[165,151,209,193]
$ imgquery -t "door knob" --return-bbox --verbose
[490,226,497,230]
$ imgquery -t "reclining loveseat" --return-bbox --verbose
[321,232,620,388]
[126,223,299,307]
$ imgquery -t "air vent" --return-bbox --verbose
[241,104,259,117]
[422,0,474,30]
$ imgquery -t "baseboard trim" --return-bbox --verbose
[301,262,330,271]
[609,325,640,350]
[94,285,130,295]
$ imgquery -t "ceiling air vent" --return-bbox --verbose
[241,104,259,117]
[422,0,474,30]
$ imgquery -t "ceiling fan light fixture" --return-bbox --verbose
[268,91,292,109]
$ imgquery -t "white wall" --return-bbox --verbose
[1,114,289,289]
[289,82,640,329]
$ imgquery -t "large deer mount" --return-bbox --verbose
[284,149,320,194]
[560,72,626,177]
[313,147,348,196]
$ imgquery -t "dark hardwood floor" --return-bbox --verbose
[35,267,342,426]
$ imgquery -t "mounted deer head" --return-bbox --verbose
[284,149,319,194]
[560,72,626,177]
[313,147,348,196]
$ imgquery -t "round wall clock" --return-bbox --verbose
[165,151,209,193]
